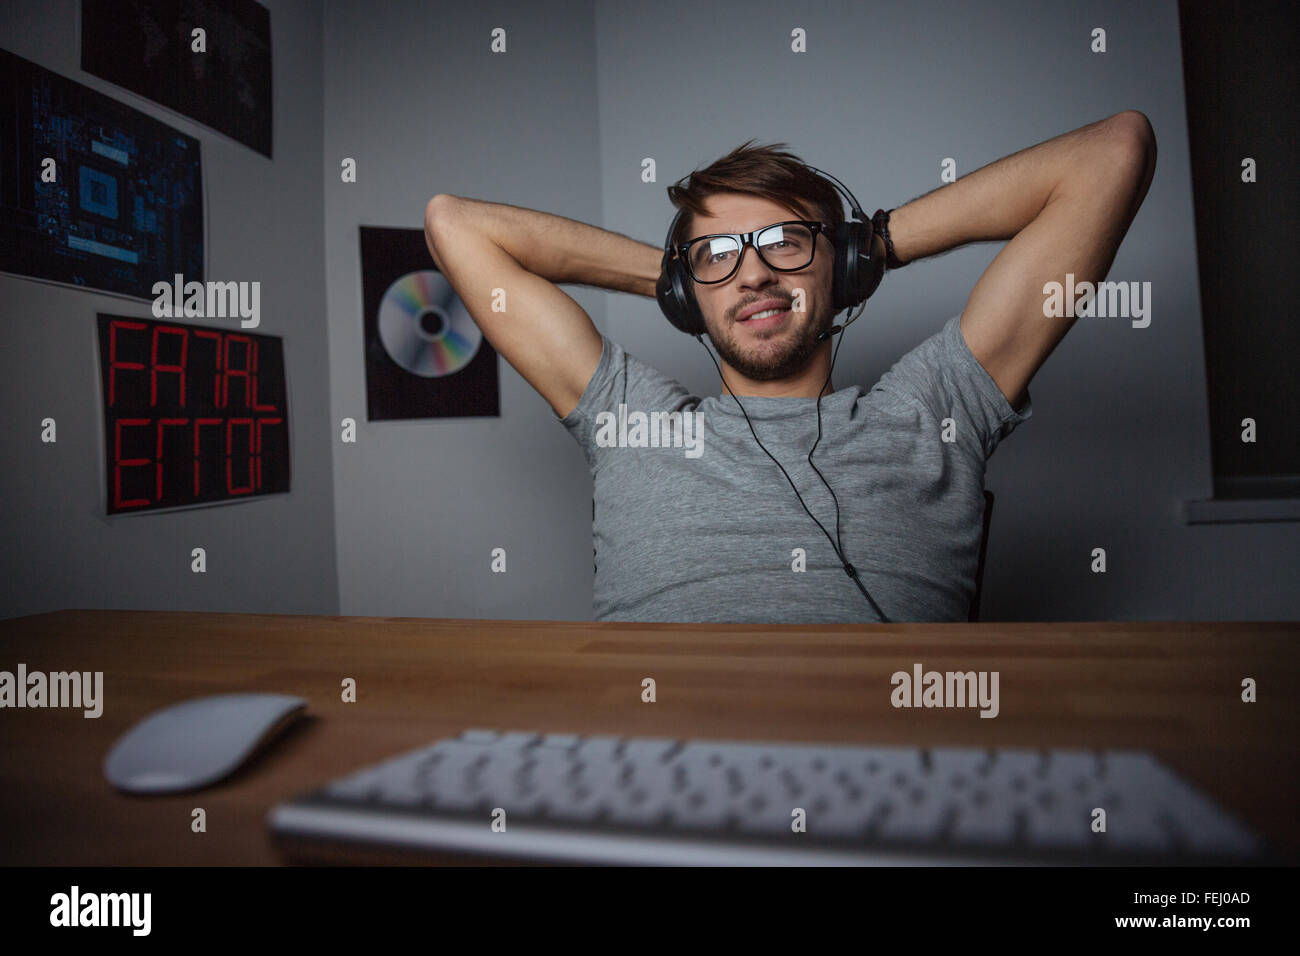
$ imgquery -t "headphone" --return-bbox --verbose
[653,164,893,622]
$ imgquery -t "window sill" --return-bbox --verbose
[1183,498,1300,524]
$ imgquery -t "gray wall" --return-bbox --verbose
[0,0,337,620]
[4,0,1294,623]
[323,0,602,619]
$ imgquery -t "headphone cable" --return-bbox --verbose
[696,302,892,622]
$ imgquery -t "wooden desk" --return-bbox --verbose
[1,610,1296,865]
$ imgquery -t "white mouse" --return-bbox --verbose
[104,693,307,793]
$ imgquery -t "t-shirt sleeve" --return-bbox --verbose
[871,313,1032,459]
[555,334,696,473]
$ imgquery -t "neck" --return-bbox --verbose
[718,344,834,399]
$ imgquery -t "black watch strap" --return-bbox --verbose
[872,208,907,270]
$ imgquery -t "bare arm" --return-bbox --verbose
[887,110,1157,408]
[423,195,663,418]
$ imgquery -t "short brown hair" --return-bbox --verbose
[665,140,845,249]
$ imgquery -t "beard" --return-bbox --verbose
[706,305,835,382]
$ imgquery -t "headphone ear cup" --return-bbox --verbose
[685,261,708,336]
[657,209,706,337]
[655,260,682,328]
[830,221,861,312]
[858,222,885,303]
[831,220,884,310]
[656,256,704,336]
[657,256,695,335]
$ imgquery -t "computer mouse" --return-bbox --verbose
[103,693,307,794]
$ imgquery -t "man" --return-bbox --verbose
[423,110,1157,623]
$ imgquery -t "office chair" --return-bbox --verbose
[969,489,995,622]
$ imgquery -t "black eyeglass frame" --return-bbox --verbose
[674,219,833,284]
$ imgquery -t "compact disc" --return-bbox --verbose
[377,270,482,377]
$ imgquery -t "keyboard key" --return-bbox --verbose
[621,738,681,765]
[496,732,543,752]
[574,735,623,764]
[723,771,795,834]
[323,771,381,801]
[949,795,1019,845]
[375,776,430,809]
[875,787,952,843]
[1024,797,1093,849]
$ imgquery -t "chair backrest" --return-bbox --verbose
[968,489,996,622]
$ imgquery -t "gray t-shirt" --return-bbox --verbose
[557,314,1031,623]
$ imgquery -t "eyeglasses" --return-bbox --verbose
[676,220,830,284]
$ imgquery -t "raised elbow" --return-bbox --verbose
[1108,110,1157,166]
[424,194,460,236]
[424,195,462,271]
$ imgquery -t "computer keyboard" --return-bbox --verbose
[268,730,1265,865]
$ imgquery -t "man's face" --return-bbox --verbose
[685,193,835,382]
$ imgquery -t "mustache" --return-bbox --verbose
[733,298,793,320]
